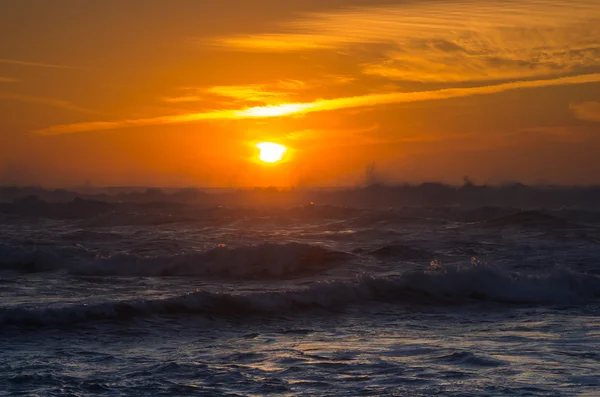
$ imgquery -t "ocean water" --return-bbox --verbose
[1,193,600,396]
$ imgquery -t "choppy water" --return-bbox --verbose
[1,198,600,396]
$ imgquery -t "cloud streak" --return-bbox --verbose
[162,81,313,105]
[0,93,94,114]
[207,84,288,104]
[570,102,600,122]
[162,95,203,103]
[36,73,600,136]
[0,58,76,69]
[216,0,600,83]
[0,77,20,83]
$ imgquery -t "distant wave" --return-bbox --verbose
[0,243,92,273]
[0,243,351,278]
[2,266,599,327]
[368,244,433,261]
[438,352,507,367]
[4,183,600,209]
[4,192,600,232]
[482,210,579,229]
[74,243,352,278]
[0,196,114,219]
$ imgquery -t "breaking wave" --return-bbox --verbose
[0,243,351,278]
[74,243,352,278]
[2,265,599,327]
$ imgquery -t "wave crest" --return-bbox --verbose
[2,265,599,327]
[75,243,351,278]
[0,243,351,279]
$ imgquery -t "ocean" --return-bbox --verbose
[1,186,599,396]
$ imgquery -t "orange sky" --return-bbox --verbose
[1,0,600,187]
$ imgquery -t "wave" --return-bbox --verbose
[0,196,115,219]
[368,244,433,261]
[2,265,599,327]
[4,183,600,208]
[438,352,507,367]
[482,210,579,229]
[0,243,351,278]
[79,212,198,227]
[59,230,124,242]
[0,243,93,273]
[74,243,351,278]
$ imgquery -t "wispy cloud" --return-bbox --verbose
[36,110,239,136]
[163,77,354,107]
[217,34,332,51]
[0,58,76,69]
[161,95,203,103]
[162,81,312,105]
[216,0,600,83]
[36,73,600,136]
[207,84,288,104]
[520,125,595,142]
[570,102,600,122]
[0,93,94,114]
[0,77,20,83]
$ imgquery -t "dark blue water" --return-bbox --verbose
[1,200,600,396]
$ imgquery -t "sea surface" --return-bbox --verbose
[1,194,600,396]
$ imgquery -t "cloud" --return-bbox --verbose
[162,80,316,105]
[276,79,309,90]
[216,34,333,51]
[161,96,203,103]
[0,77,20,83]
[570,102,600,122]
[362,44,600,83]
[163,77,355,108]
[36,73,600,136]
[0,93,94,114]
[0,58,76,69]
[205,78,353,103]
[36,109,239,135]
[207,84,288,104]
[519,125,595,142]
[215,0,600,83]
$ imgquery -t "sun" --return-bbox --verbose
[256,142,287,163]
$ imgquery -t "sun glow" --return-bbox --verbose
[256,142,287,163]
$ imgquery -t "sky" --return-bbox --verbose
[1,0,600,187]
